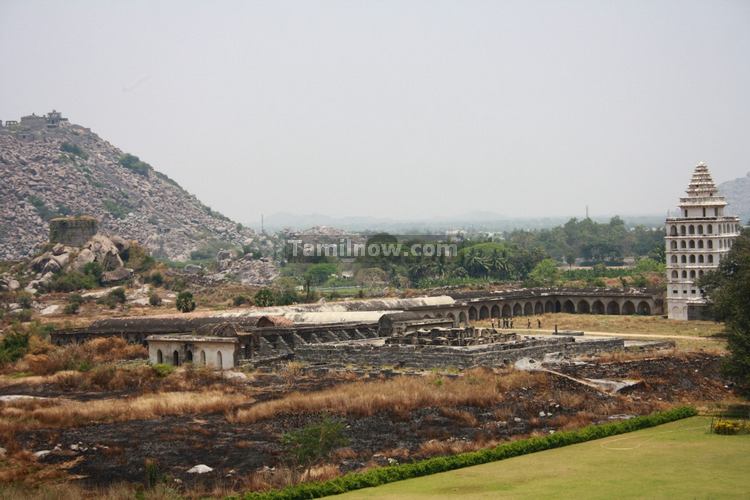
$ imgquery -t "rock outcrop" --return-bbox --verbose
[0,113,255,260]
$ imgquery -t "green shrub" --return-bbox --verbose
[239,406,697,500]
[48,271,98,292]
[148,291,162,307]
[17,292,33,309]
[146,272,164,287]
[254,288,275,307]
[63,294,83,315]
[103,199,129,219]
[60,142,88,159]
[152,363,175,377]
[98,287,127,309]
[119,153,150,176]
[82,261,103,283]
[233,295,249,307]
[0,329,30,365]
[176,291,195,313]
[16,309,33,322]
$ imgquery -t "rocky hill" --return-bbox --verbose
[0,111,255,261]
[719,172,750,225]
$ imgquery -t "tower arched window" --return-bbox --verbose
[689,225,695,235]
[672,271,678,279]
[689,240,695,249]
[708,255,714,264]
[670,226,678,236]
[689,255,696,263]
[681,271,687,278]
[707,225,713,234]
[698,241,703,249]
[680,225,686,236]
[681,241,686,249]
[671,255,678,264]
[698,255,704,263]
[681,255,687,263]
[697,225,703,234]
[707,240,713,249]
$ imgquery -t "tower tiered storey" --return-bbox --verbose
[665,163,741,320]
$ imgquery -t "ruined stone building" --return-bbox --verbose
[665,163,741,320]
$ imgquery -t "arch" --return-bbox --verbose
[708,255,714,264]
[156,349,163,364]
[689,270,696,279]
[671,255,678,264]
[689,240,695,249]
[592,300,605,314]
[577,300,591,314]
[680,225,686,235]
[671,270,678,279]
[606,301,620,315]
[490,305,500,318]
[680,240,687,249]
[622,301,636,315]
[468,306,478,321]
[479,305,490,320]
[698,270,704,277]
[216,351,223,370]
[697,225,703,235]
[670,241,677,250]
[447,312,456,323]
[689,225,695,235]
[698,255,704,263]
[707,240,713,249]
[502,304,512,317]
[698,240,704,249]
[200,350,206,365]
[562,300,575,313]
[681,255,687,263]
[458,311,467,325]
[523,302,533,316]
[682,270,687,278]
[689,255,696,263]
[707,224,713,234]
[544,300,554,313]
[555,300,562,313]
[186,350,193,363]
[435,312,443,318]
[534,301,544,314]
[637,301,651,315]
[670,226,678,236]
[172,350,180,366]
[513,303,523,316]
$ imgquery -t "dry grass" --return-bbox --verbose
[0,390,249,434]
[534,313,724,338]
[13,337,147,376]
[229,369,548,424]
[415,437,503,458]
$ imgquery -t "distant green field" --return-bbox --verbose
[333,417,750,499]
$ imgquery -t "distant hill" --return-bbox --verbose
[0,111,254,261]
[719,172,750,225]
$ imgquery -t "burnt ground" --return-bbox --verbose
[11,353,734,493]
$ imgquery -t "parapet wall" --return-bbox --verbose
[296,337,625,370]
[49,216,98,247]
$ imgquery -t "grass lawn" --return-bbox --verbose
[332,416,750,499]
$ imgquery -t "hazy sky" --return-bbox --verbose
[1,0,749,223]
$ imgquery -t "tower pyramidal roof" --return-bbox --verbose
[685,162,718,197]
[679,162,727,209]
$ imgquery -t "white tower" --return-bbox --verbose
[665,163,740,320]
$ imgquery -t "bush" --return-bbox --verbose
[60,142,87,159]
[148,291,162,307]
[233,295,250,307]
[152,364,175,377]
[63,294,83,315]
[82,261,103,283]
[98,287,126,309]
[146,272,164,287]
[239,407,697,499]
[176,291,196,313]
[0,330,30,365]
[119,153,151,176]
[17,292,33,309]
[712,419,748,435]
[254,288,275,307]
[48,271,98,292]
[124,243,155,272]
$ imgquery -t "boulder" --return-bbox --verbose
[216,250,232,262]
[187,464,213,474]
[52,253,70,269]
[73,248,96,271]
[110,235,131,256]
[101,267,133,284]
[84,234,123,270]
[30,252,53,272]
[0,275,20,291]
[184,264,203,274]
[51,243,65,255]
[40,304,62,316]
[42,259,61,274]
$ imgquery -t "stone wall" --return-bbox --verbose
[48,216,98,247]
[295,337,625,370]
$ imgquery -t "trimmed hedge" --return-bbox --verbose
[238,406,697,500]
